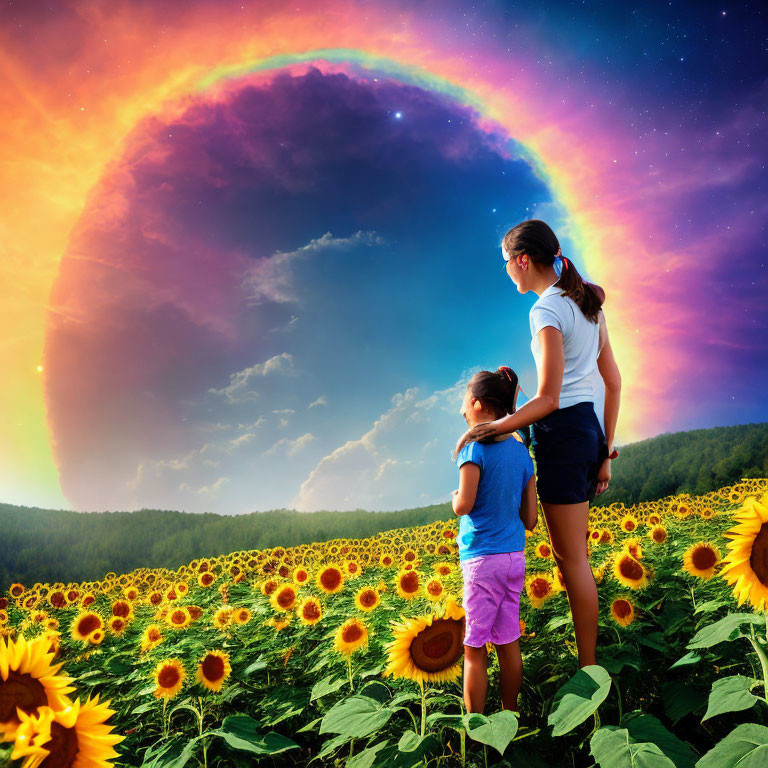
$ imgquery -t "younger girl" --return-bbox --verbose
[452,367,538,714]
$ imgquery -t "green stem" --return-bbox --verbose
[419,679,426,737]
[689,585,697,611]
[162,697,168,739]
[612,678,623,724]
[748,622,768,705]
[347,654,354,691]
[198,698,208,768]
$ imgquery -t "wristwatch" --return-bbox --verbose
[608,447,619,460]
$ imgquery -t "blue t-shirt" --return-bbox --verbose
[455,434,535,561]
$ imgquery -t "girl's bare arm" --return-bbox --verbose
[596,312,621,452]
[519,474,538,531]
[452,462,480,516]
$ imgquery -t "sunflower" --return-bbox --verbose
[0,634,77,742]
[383,598,465,685]
[152,658,186,699]
[264,615,292,632]
[196,650,232,693]
[197,572,216,588]
[619,514,639,533]
[612,553,649,590]
[70,611,105,643]
[588,529,602,544]
[534,541,553,559]
[649,525,668,544]
[647,512,662,526]
[9,584,25,599]
[344,560,362,579]
[270,584,298,612]
[402,548,418,564]
[11,694,124,767]
[433,561,454,577]
[334,618,370,655]
[719,494,768,610]
[379,553,395,568]
[47,590,67,610]
[424,578,445,602]
[231,607,252,625]
[610,597,636,627]
[592,561,607,584]
[701,507,715,519]
[107,616,128,636]
[395,570,421,600]
[354,587,381,612]
[293,568,310,586]
[623,538,643,560]
[599,529,614,545]
[524,573,556,608]
[682,542,721,580]
[140,624,164,653]
[550,567,566,592]
[164,606,192,630]
[260,579,279,597]
[297,597,323,626]
[316,564,345,595]
[110,600,132,620]
[212,607,232,630]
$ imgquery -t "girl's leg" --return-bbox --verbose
[540,500,598,667]
[494,639,522,711]
[463,644,488,713]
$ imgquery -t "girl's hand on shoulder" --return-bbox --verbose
[452,421,497,462]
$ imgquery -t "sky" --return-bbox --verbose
[0,1,765,515]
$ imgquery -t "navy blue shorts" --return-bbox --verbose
[530,401,609,505]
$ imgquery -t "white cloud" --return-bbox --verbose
[243,230,385,306]
[293,376,470,512]
[208,353,295,403]
[179,476,230,498]
[262,432,317,458]
[307,395,327,409]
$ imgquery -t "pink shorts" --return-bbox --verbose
[460,551,525,647]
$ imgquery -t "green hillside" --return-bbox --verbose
[1,421,766,591]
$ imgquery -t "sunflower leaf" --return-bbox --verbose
[621,712,698,768]
[686,613,765,649]
[702,675,761,721]
[696,722,768,767]
[548,665,612,737]
[668,651,701,670]
[310,674,347,701]
[463,710,519,756]
[347,740,389,768]
[319,694,402,738]
[210,714,299,755]
[590,726,676,768]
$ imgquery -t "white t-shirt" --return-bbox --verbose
[529,282,606,436]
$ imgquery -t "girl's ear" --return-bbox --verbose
[473,399,483,411]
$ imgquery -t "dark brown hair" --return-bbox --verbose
[502,219,605,323]
[468,367,519,421]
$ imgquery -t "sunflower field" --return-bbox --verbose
[2,478,768,767]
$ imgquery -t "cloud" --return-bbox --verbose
[307,395,327,409]
[293,376,472,512]
[262,432,317,458]
[242,230,385,306]
[208,353,295,403]
[179,476,230,498]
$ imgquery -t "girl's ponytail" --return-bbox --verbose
[468,367,520,420]
[502,219,605,323]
